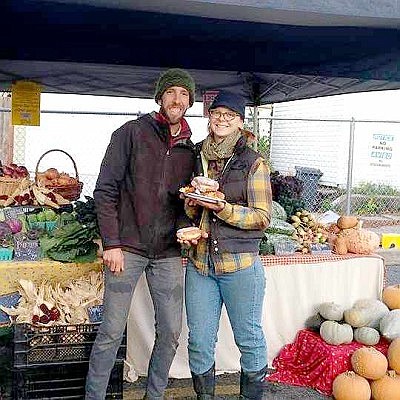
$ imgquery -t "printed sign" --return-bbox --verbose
[203,90,220,118]
[0,292,21,326]
[11,81,41,126]
[369,133,394,168]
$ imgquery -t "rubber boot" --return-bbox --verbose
[240,365,268,400]
[191,364,216,400]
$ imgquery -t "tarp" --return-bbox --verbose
[1,0,400,105]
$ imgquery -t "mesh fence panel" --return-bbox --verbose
[2,108,400,224]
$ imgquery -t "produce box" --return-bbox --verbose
[12,359,123,399]
[13,323,126,368]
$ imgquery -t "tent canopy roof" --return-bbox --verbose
[2,0,400,105]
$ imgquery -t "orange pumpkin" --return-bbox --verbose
[351,347,388,380]
[382,285,400,310]
[388,338,400,374]
[332,371,371,400]
[370,370,400,400]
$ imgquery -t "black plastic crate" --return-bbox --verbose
[12,360,123,399]
[13,323,126,368]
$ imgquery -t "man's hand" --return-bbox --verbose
[102,248,124,274]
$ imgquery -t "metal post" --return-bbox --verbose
[253,105,259,151]
[345,118,356,214]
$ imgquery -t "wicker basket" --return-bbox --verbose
[0,176,30,197]
[35,149,83,201]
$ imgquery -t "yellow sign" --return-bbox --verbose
[11,81,41,126]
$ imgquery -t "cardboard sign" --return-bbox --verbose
[11,81,41,126]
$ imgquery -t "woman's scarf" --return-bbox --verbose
[201,129,242,179]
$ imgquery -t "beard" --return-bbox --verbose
[160,104,186,125]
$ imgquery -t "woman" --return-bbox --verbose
[182,91,272,399]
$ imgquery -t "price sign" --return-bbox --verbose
[11,81,41,126]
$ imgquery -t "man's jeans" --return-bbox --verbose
[185,257,267,375]
[85,252,183,400]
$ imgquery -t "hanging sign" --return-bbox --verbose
[11,81,41,126]
[202,90,219,118]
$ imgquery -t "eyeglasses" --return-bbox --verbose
[209,109,240,121]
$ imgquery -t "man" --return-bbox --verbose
[85,68,196,400]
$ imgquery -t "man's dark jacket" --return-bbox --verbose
[94,113,196,259]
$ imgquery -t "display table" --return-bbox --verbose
[125,253,385,381]
[0,259,103,294]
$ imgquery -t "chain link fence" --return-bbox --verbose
[2,105,400,224]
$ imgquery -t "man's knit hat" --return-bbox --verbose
[155,68,196,106]
[209,91,246,119]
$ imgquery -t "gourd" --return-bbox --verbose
[387,338,400,374]
[318,302,345,321]
[354,327,380,346]
[332,371,371,400]
[351,347,388,380]
[320,321,353,345]
[382,285,400,310]
[336,215,359,230]
[344,299,389,329]
[340,228,380,254]
[380,309,400,341]
[370,370,400,400]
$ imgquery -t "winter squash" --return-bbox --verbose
[351,347,388,380]
[319,302,345,321]
[340,228,380,255]
[344,299,389,329]
[370,370,400,400]
[387,338,400,374]
[320,321,353,345]
[336,215,359,230]
[333,236,348,255]
[305,313,326,332]
[380,309,400,341]
[382,285,400,310]
[354,327,380,346]
[332,371,371,400]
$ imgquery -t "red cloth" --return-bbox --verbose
[267,329,389,396]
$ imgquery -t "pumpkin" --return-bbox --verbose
[388,338,400,374]
[337,215,359,230]
[382,285,400,310]
[319,302,345,321]
[344,299,389,329]
[370,370,400,400]
[332,371,371,400]
[380,309,400,341]
[354,327,380,346]
[305,313,326,332]
[320,321,353,345]
[351,347,388,380]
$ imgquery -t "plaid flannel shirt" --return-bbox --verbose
[188,157,272,275]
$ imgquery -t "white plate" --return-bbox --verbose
[183,192,226,204]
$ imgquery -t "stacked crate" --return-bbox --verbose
[12,323,126,399]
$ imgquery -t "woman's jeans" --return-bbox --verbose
[185,256,267,375]
[85,252,183,400]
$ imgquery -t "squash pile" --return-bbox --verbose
[330,215,380,255]
[309,288,400,399]
[332,340,400,400]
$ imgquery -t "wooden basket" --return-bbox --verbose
[35,149,83,201]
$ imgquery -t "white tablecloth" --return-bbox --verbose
[124,254,384,381]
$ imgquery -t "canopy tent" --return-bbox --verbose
[1,0,400,105]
